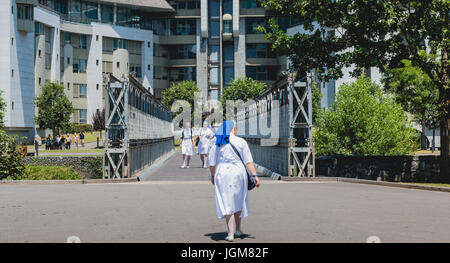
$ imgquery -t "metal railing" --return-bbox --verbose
[103,74,174,179]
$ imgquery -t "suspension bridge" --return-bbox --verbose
[102,73,315,179]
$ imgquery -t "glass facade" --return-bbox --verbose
[246,18,266,34]
[170,45,197,59]
[170,67,197,82]
[169,19,196,35]
[241,0,263,8]
[246,43,276,58]
[246,66,278,81]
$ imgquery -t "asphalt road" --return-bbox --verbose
[1,153,450,243]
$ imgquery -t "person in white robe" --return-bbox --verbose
[197,121,214,168]
[208,120,261,242]
[180,122,195,168]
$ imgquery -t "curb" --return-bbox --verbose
[0,178,137,185]
[337,178,450,193]
[279,176,450,193]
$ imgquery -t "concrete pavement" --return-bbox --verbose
[1,182,450,242]
[1,152,450,243]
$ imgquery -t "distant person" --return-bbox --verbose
[55,135,60,149]
[66,134,71,150]
[197,121,214,168]
[45,135,52,150]
[208,120,260,242]
[34,134,41,156]
[180,122,195,168]
[60,136,66,150]
[80,132,85,147]
[74,133,79,149]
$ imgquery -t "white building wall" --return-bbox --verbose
[1,0,35,135]
[89,23,153,124]
[0,1,13,127]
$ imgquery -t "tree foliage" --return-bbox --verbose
[261,0,449,179]
[312,82,323,125]
[314,79,418,156]
[0,130,25,180]
[383,60,440,128]
[220,77,267,108]
[92,109,105,131]
[35,82,74,135]
[0,91,6,128]
[162,81,200,115]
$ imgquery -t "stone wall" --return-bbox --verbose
[315,155,440,183]
[24,156,102,179]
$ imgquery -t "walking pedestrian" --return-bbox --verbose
[45,135,52,150]
[34,134,41,156]
[66,134,71,150]
[197,121,214,168]
[80,132,85,147]
[208,120,260,242]
[74,133,79,149]
[180,122,195,168]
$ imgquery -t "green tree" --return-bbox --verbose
[261,0,450,180]
[383,60,440,149]
[35,82,74,135]
[312,82,323,125]
[0,91,6,128]
[220,77,267,108]
[162,80,200,115]
[313,79,418,156]
[0,130,25,180]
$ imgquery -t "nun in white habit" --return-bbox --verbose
[180,122,195,168]
[208,120,261,242]
[197,121,214,168]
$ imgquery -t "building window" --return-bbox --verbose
[246,43,276,58]
[79,35,87,49]
[246,66,278,81]
[39,50,42,58]
[96,60,99,66]
[246,18,266,34]
[67,57,70,64]
[113,39,127,50]
[67,82,70,90]
[101,4,114,24]
[79,109,87,124]
[96,35,99,41]
[241,0,263,8]
[64,32,71,43]
[170,67,196,82]
[79,84,87,98]
[130,65,142,78]
[169,19,196,35]
[17,4,34,20]
[170,45,196,59]
[11,38,14,46]
[11,69,14,77]
[96,84,99,90]
[116,62,120,68]
[39,78,42,86]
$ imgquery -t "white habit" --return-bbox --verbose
[208,134,253,219]
[181,129,194,156]
[197,127,214,155]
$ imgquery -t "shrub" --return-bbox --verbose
[23,166,82,180]
[63,123,93,134]
[314,78,418,156]
[0,130,25,180]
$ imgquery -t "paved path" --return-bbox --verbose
[1,152,450,243]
